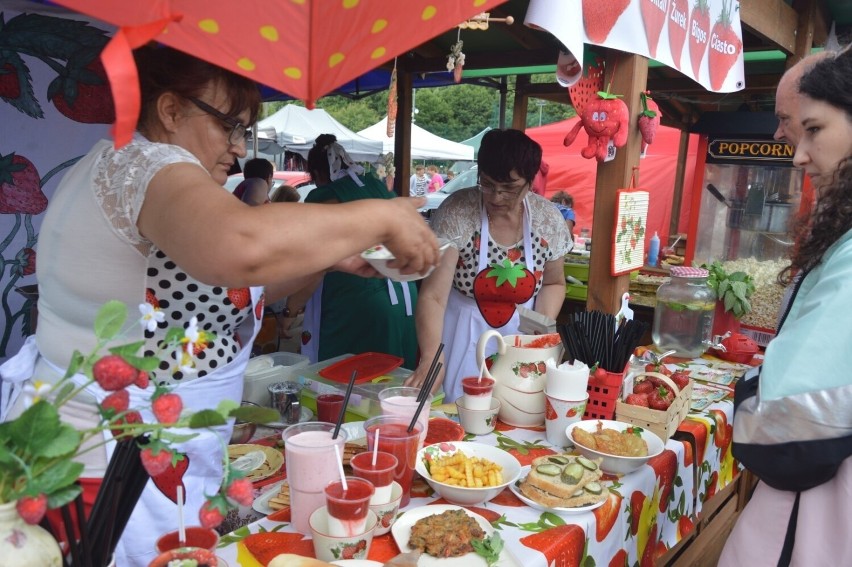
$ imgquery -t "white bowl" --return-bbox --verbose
[361,239,451,282]
[415,441,521,505]
[369,481,402,536]
[565,419,665,475]
[309,506,377,563]
[455,398,501,435]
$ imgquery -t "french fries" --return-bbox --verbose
[428,451,503,487]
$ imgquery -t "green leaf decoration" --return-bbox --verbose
[486,259,528,287]
[94,300,127,340]
[188,409,229,428]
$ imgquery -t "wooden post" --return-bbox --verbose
[393,68,413,196]
[586,50,649,315]
[512,75,530,130]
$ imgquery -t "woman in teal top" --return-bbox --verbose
[292,134,419,368]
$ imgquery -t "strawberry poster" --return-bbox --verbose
[612,189,650,275]
[525,0,745,94]
[0,2,114,361]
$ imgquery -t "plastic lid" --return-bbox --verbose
[670,266,709,278]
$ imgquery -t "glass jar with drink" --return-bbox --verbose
[652,266,716,358]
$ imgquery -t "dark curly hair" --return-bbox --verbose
[478,129,542,184]
[781,47,852,284]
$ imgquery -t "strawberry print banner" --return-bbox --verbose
[526,0,745,94]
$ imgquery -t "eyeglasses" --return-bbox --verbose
[477,178,528,199]
[187,97,250,146]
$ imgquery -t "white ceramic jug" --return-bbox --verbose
[476,330,564,427]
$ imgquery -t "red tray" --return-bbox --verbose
[317,352,404,384]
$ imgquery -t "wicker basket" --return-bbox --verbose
[615,372,692,440]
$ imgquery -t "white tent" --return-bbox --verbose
[357,117,474,161]
[256,104,384,162]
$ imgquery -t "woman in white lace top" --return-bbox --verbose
[405,129,573,402]
[0,44,438,567]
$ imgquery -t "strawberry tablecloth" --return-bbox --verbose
[216,354,750,566]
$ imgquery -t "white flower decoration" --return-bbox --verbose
[139,302,166,333]
[21,380,53,409]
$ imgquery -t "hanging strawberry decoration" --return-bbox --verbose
[386,63,397,137]
[708,0,742,91]
[568,59,605,117]
[473,259,536,328]
[638,92,661,146]
[563,81,629,163]
[447,40,465,83]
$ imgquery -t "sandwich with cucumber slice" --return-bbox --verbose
[518,454,609,508]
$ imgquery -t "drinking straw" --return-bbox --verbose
[333,444,347,491]
[371,429,380,466]
[477,359,486,383]
[74,489,91,567]
[333,370,358,439]
[177,485,186,546]
[60,504,82,567]
[409,362,442,433]
[417,343,444,403]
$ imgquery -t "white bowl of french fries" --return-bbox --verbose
[415,441,522,505]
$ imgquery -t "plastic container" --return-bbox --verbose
[652,267,716,358]
[242,352,310,406]
[295,355,445,422]
[647,231,660,267]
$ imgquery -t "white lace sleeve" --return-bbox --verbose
[526,193,573,259]
[92,137,205,246]
[430,188,481,249]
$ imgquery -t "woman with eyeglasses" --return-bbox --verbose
[405,129,573,402]
[0,44,438,567]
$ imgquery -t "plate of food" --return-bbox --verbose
[391,504,519,567]
[227,444,284,482]
[509,460,608,514]
[252,479,287,515]
[566,419,664,474]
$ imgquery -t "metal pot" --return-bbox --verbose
[759,201,793,233]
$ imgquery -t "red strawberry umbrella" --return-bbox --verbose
[50,0,508,146]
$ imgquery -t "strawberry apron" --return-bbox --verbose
[441,198,534,402]
[0,287,263,567]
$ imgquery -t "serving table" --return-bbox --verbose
[218,354,756,566]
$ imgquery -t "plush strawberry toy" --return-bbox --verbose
[563,87,629,162]
[638,92,661,146]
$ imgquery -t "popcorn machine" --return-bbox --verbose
[684,112,813,344]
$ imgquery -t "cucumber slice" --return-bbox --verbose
[577,456,598,471]
[535,463,562,476]
[584,481,603,495]
[548,456,570,465]
[572,488,585,498]
[561,462,585,485]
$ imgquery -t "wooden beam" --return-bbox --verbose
[393,69,413,196]
[512,75,530,130]
[669,130,692,236]
[786,0,818,68]
[586,51,649,316]
[740,0,799,54]
[405,48,558,74]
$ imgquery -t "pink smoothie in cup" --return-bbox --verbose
[379,386,430,449]
[283,422,348,534]
[324,477,375,537]
[350,451,398,505]
[461,376,495,410]
[365,416,421,507]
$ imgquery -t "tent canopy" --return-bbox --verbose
[357,116,474,162]
[256,105,384,162]
[460,127,493,159]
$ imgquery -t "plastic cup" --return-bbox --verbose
[461,376,495,410]
[316,393,345,423]
[379,386,430,450]
[324,477,375,537]
[155,526,219,553]
[544,392,588,447]
[148,547,222,567]
[350,451,398,505]
[364,415,421,507]
[283,421,348,534]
